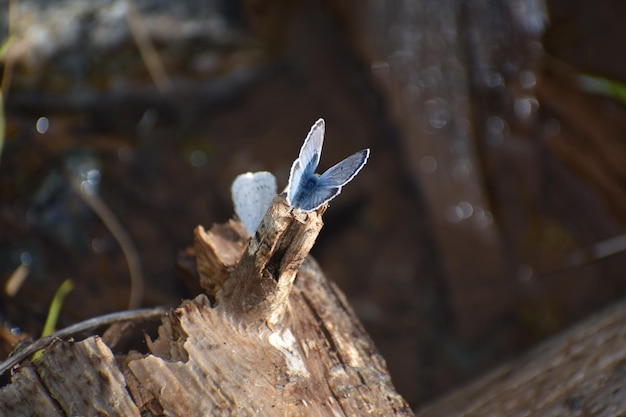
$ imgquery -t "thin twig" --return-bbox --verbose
[68,177,145,310]
[1,0,16,97]
[125,0,173,94]
[4,263,29,297]
[0,307,167,376]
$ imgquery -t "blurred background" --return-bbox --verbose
[1,0,626,410]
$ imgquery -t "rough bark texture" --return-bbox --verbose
[194,219,249,297]
[0,195,413,416]
[416,300,626,417]
[1,337,140,417]
[0,366,63,417]
[217,195,325,327]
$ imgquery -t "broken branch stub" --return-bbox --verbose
[216,194,325,327]
[194,219,249,296]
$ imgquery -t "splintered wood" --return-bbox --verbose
[0,194,413,416]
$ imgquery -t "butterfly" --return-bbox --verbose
[286,119,370,212]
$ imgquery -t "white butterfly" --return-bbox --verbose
[287,119,369,212]
[231,171,277,236]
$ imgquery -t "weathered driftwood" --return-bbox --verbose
[416,299,626,417]
[0,194,413,416]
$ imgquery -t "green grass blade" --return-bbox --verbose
[32,279,75,360]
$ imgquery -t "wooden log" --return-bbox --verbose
[0,194,413,416]
[416,300,626,417]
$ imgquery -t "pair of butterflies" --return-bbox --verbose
[232,119,369,236]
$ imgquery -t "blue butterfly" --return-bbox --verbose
[287,119,370,212]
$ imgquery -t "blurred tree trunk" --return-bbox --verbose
[334,0,549,341]
[415,298,626,416]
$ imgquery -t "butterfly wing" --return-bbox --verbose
[231,171,277,236]
[287,119,325,207]
[295,185,341,212]
[298,118,325,170]
[319,149,370,187]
